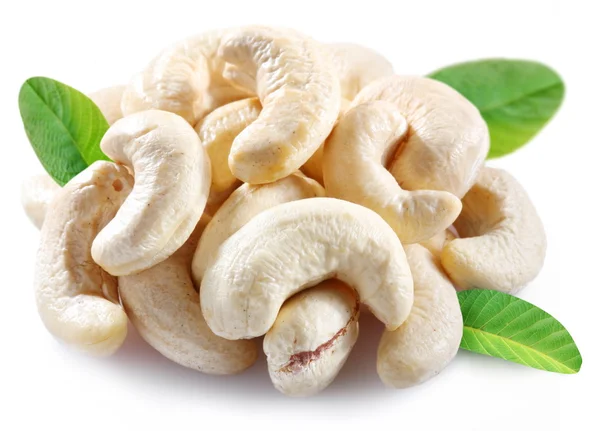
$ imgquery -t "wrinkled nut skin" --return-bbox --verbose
[201,197,414,340]
[323,101,462,244]
[92,110,211,276]
[121,30,252,125]
[195,97,262,205]
[218,26,341,184]
[300,98,351,185]
[264,279,359,397]
[377,244,462,388]
[192,171,325,284]
[34,161,133,356]
[21,174,61,229]
[441,167,547,294]
[119,214,258,374]
[88,85,126,125]
[352,75,490,198]
[328,43,394,101]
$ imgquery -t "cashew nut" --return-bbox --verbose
[201,197,414,339]
[351,75,490,198]
[121,30,252,125]
[300,98,351,185]
[195,97,262,209]
[88,85,126,125]
[441,167,546,293]
[21,174,60,229]
[264,279,359,397]
[323,101,462,244]
[217,26,341,184]
[34,161,133,356]
[377,244,462,388]
[328,42,394,101]
[192,171,324,283]
[91,110,210,276]
[420,229,457,258]
[118,214,258,374]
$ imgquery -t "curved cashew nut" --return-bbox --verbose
[217,26,341,184]
[121,30,252,125]
[118,214,258,374]
[328,43,394,101]
[441,167,546,293]
[195,97,262,206]
[264,279,359,397]
[377,244,462,388]
[192,172,324,283]
[21,174,60,229]
[323,101,462,244]
[200,197,414,339]
[351,75,490,198]
[88,85,126,125]
[34,161,133,356]
[91,110,211,276]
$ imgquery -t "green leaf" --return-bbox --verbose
[19,77,110,186]
[429,59,565,158]
[458,289,582,374]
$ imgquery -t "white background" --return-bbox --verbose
[0,1,597,430]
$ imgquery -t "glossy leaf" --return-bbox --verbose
[458,289,581,374]
[429,59,564,158]
[19,77,110,186]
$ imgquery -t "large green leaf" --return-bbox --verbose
[19,77,110,186]
[458,289,581,374]
[429,59,564,158]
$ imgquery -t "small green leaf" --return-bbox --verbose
[429,59,565,158]
[19,77,110,186]
[458,289,581,374]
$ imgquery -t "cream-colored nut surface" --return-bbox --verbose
[34,161,133,356]
[323,101,462,244]
[441,167,546,293]
[300,98,351,185]
[118,214,258,374]
[88,85,126,125]
[121,30,252,125]
[377,244,462,388]
[201,197,414,339]
[192,171,324,283]
[328,43,394,101]
[91,110,211,276]
[195,97,262,201]
[21,173,60,229]
[352,75,490,198]
[264,279,359,397]
[420,229,457,258]
[218,26,341,184]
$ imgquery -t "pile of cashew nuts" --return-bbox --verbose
[21,26,546,397]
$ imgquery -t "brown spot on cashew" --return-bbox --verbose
[264,280,360,397]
